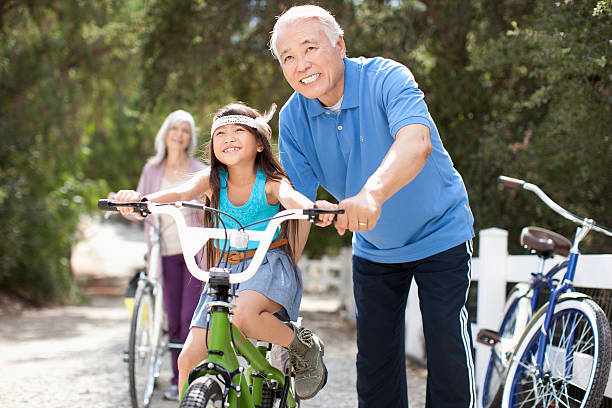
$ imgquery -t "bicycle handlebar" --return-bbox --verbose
[98,199,345,283]
[498,176,612,237]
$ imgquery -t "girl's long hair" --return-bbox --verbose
[202,103,301,281]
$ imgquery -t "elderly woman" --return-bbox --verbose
[135,110,207,400]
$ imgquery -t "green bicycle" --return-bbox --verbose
[98,198,341,408]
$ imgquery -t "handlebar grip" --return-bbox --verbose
[303,208,345,222]
[498,176,525,190]
[98,199,119,212]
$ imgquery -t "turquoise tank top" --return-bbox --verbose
[216,168,280,251]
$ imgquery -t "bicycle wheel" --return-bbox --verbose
[128,283,162,408]
[481,283,532,408]
[501,297,611,408]
[179,376,223,407]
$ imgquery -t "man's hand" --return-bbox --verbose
[335,189,382,235]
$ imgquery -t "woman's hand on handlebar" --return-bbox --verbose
[114,189,143,217]
[313,200,338,227]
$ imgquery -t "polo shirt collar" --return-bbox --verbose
[304,57,360,117]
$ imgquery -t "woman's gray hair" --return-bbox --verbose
[269,5,344,61]
[148,110,198,165]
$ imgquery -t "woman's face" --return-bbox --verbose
[165,121,191,154]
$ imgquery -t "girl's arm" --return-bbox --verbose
[268,178,337,226]
[147,167,211,202]
[268,177,337,260]
[115,168,211,217]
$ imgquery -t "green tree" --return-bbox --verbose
[0,1,146,303]
[469,0,612,253]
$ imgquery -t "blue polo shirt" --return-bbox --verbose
[279,56,474,263]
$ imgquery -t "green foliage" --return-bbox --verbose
[2,0,610,303]
[0,1,143,303]
[469,0,611,253]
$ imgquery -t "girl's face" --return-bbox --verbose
[212,123,263,167]
[165,121,191,154]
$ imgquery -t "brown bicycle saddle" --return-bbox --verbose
[520,226,571,258]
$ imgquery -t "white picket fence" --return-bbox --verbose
[298,227,612,403]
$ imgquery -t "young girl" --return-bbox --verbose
[115,102,335,400]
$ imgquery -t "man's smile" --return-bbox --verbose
[300,73,320,84]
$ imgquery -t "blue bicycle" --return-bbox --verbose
[479,176,612,408]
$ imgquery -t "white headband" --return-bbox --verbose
[210,104,277,139]
[210,115,261,136]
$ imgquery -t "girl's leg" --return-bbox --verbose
[177,327,209,394]
[233,289,326,400]
[232,289,294,347]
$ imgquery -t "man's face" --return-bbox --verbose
[276,19,346,107]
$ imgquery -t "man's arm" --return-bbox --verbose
[335,123,432,235]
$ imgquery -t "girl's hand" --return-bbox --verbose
[313,200,338,227]
[114,189,142,217]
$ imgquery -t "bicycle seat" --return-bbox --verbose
[520,226,571,258]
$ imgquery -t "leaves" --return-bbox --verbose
[2,0,610,303]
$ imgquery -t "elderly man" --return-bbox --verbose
[270,5,476,408]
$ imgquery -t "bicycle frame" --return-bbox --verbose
[184,276,297,407]
[486,257,568,372]
[533,223,593,374]
[527,258,568,315]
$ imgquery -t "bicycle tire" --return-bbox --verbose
[501,297,611,408]
[179,376,223,408]
[481,283,532,408]
[128,284,162,408]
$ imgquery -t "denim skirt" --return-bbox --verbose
[190,248,302,328]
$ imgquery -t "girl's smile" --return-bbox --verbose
[213,124,263,166]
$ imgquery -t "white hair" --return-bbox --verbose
[269,5,344,61]
[148,110,198,165]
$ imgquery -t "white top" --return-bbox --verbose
[325,96,343,113]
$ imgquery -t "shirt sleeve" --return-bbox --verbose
[380,61,433,138]
[136,164,149,196]
[278,116,319,201]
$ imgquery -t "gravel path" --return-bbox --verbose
[0,295,426,408]
[0,216,427,407]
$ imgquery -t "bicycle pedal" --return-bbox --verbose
[477,329,500,347]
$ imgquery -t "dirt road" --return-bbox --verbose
[0,293,428,408]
